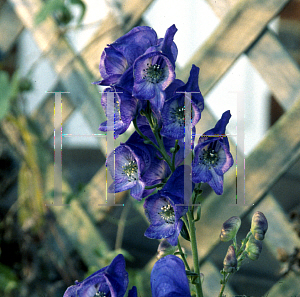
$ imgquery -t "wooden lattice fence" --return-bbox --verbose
[1,0,300,296]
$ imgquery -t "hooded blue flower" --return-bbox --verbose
[107,142,169,200]
[192,110,234,195]
[133,51,175,114]
[151,255,192,297]
[98,86,139,138]
[94,26,158,87]
[144,166,193,245]
[160,65,204,139]
[63,254,128,297]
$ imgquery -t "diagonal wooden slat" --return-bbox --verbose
[205,0,300,111]
[0,1,23,54]
[180,0,292,98]
[246,29,300,110]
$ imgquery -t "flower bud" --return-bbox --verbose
[223,245,237,273]
[245,234,263,261]
[220,216,241,242]
[251,211,268,241]
[157,239,177,259]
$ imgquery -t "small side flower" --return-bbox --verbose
[223,245,237,273]
[192,110,234,195]
[251,211,268,241]
[220,216,241,242]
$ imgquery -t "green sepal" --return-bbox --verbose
[185,270,198,276]
[180,221,190,241]
[194,205,201,222]
[143,140,152,145]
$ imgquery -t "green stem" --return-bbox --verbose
[237,231,252,257]
[177,239,190,270]
[187,211,203,297]
[218,273,231,297]
[145,183,165,190]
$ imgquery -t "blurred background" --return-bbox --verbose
[1,0,300,296]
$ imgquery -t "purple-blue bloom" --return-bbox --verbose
[151,255,192,297]
[94,26,158,87]
[107,142,169,200]
[192,110,234,195]
[160,65,204,139]
[63,254,128,297]
[133,51,175,113]
[144,166,192,246]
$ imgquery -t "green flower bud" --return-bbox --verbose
[245,234,263,261]
[251,211,268,240]
[169,147,176,153]
[220,216,241,242]
[223,245,237,273]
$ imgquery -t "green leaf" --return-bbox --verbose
[34,0,65,26]
[0,263,19,293]
[194,204,201,222]
[0,71,10,121]
[0,71,19,121]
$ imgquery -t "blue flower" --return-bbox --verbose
[98,86,139,138]
[144,166,193,245]
[133,51,175,114]
[160,65,204,139]
[94,26,158,87]
[151,255,192,297]
[107,142,169,200]
[63,254,128,297]
[191,110,234,195]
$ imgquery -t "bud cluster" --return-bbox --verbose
[219,211,268,283]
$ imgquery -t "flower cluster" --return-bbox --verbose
[95,24,234,247]
[219,212,268,292]
[61,24,269,297]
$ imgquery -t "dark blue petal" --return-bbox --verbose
[161,95,185,139]
[112,26,158,65]
[128,286,138,297]
[100,46,128,79]
[200,110,231,139]
[103,254,128,297]
[159,24,178,67]
[151,255,191,297]
[130,180,146,201]
[63,254,128,297]
[162,165,194,201]
[116,65,134,93]
[213,142,234,176]
[92,74,122,86]
[165,79,185,99]
[208,169,224,195]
